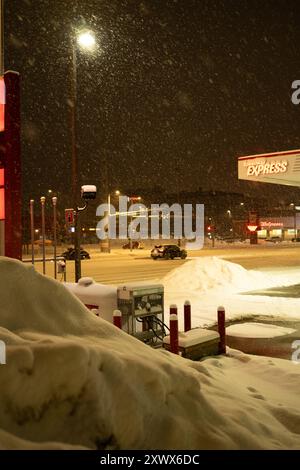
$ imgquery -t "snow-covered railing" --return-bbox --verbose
[162,303,227,360]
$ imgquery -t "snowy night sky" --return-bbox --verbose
[5,0,300,202]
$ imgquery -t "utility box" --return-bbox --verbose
[163,329,220,361]
[117,283,165,345]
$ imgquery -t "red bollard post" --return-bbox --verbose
[170,304,179,355]
[217,306,226,354]
[184,300,191,332]
[113,309,122,330]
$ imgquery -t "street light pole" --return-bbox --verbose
[71,40,78,213]
[52,196,57,279]
[40,196,46,274]
[30,199,35,265]
[70,38,81,281]
[290,203,297,242]
[107,193,111,253]
[70,30,96,282]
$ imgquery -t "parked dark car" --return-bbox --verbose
[151,244,187,260]
[265,236,282,243]
[61,247,91,260]
[122,240,144,249]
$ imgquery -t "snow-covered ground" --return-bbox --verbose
[226,323,296,339]
[0,257,300,449]
[163,257,300,329]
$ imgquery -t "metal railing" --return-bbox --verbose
[22,256,67,282]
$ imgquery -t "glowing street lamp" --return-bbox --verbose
[77,30,96,50]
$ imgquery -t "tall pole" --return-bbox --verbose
[52,196,57,279]
[71,41,78,215]
[40,196,46,274]
[30,199,34,265]
[71,37,81,282]
[107,193,111,253]
[129,197,133,252]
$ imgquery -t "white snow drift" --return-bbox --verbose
[163,257,300,328]
[0,257,300,449]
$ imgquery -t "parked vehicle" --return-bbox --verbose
[122,240,144,249]
[34,239,53,246]
[61,247,90,260]
[265,236,282,243]
[215,235,242,243]
[151,244,187,260]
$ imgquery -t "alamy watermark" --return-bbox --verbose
[96,196,204,249]
[0,340,6,365]
[291,80,300,105]
[291,340,300,364]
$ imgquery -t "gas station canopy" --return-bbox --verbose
[238,149,300,187]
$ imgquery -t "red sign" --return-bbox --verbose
[128,196,141,202]
[65,208,74,225]
[247,211,259,232]
[247,224,258,232]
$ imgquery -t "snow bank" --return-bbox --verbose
[163,257,300,328]
[0,257,300,450]
[164,257,290,295]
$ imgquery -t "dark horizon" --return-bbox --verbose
[5,0,300,204]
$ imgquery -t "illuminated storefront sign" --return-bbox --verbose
[246,160,288,177]
[260,221,284,228]
[238,149,300,187]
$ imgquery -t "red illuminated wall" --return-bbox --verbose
[0,71,22,260]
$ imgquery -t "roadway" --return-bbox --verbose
[28,243,300,285]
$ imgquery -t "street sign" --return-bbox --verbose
[238,149,300,187]
[65,208,75,226]
[128,196,141,202]
[247,224,258,232]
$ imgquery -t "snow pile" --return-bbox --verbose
[163,257,300,328]
[164,257,289,295]
[0,257,300,449]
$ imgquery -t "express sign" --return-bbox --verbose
[246,159,287,177]
[238,149,300,187]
